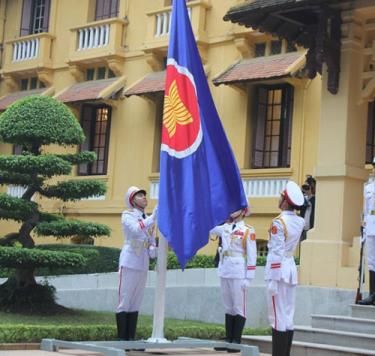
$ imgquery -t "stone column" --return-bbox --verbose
[300,11,369,288]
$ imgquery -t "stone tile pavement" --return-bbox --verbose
[0,349,270,356]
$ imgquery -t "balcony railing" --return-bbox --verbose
[4,33,54,72]
[12,38,39,62]
[7,185,27,198]
[154,8,192,37]
[145,0,210,49]
[69,18,127,64]
[242,178,288,197]
[77,24,110,51]
[149,178,288,200]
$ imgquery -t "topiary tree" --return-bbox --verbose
[0,95,111,312]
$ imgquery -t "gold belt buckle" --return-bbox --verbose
[223,251,229,257]
[143,241,149,248]
[370,210,375,215]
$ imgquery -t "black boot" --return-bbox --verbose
[214,314,234,351]
[227,315,246,353]
[358,270,375,305]
[127,311,145,351]
[272,328,288,356]
[286,330,294,356]
[115,312,128,340]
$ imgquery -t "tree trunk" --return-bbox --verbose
[9,268,37,288]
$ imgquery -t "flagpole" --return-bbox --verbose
[147,232,170,343]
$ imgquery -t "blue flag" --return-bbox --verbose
[158,0,247,268]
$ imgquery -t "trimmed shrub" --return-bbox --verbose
[0,281,56,313]
[0,244,298,278]
[35,244,119,276]
[0,246,85,269]
[0,324,271,343]
[0,325,117,343]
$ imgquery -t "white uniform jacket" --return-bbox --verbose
[265,211,304,285]
[211,220,257,279]
[119,208,156,271]
[364,178,375,236]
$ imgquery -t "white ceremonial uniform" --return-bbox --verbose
[265,211,304,331]
[116,208,156,313]
[364,178,375,272]
[211,220,257,317]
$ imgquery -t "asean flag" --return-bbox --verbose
[158,0,247,268]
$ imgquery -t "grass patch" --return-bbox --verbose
[0,309,115,325]
[0,309,270,343]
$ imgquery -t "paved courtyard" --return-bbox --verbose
[0,349,270,356]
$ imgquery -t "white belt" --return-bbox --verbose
[125,240,149,256]
[126,240,149,248]
[223,251,244,258]
[284,251,294,258]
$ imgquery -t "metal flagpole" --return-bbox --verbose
[147,233,170,343]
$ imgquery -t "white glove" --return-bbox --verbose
[148,245,157,259]
[241,279,251,290]
[268,280,279,296]
[152,205,158,221]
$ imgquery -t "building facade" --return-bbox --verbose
[0,0,372,289]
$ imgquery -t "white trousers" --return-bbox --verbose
[220,277,247,317]
[367,235,375,272]
[266,280,296,331]
[116,267,148,313]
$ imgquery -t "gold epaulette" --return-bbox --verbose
[242,228,250,254]
[274,216,288,241]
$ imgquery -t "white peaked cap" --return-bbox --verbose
[284,181,304,208]
[125,186,146,208]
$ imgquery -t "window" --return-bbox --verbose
[252,85,294,168]
[152,96,164,173]
[97,67,106,80]
[20,79,29,91]
[78,105,112,176]
[271,40,282,55]
[162,56,168,70]
[86,67,116,81]
[13,145,23,155]
[20,0,50,36]
[255,43,266,57]
[257,240,268,257]
[19,77,45,91]
[86,69,95,81]
[366,102,375,164]
[30,77,38,89]
[95,0,119,21]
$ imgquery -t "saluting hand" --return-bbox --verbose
[152,205,158,221]
[268,280,279,296]
[240,279,251,291]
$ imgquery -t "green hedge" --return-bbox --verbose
[0,246,85,269]
[0,324,270,343]
[35,244,119,276]
[0,325,117,343]
[35,220,111,238]
[0,244,298,278]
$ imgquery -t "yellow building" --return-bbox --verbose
[0,0,372,290]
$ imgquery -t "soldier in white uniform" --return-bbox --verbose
[115,186,157,341]
[266,181,305,356]
[358,157,375,306]
[210,207,257,352]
